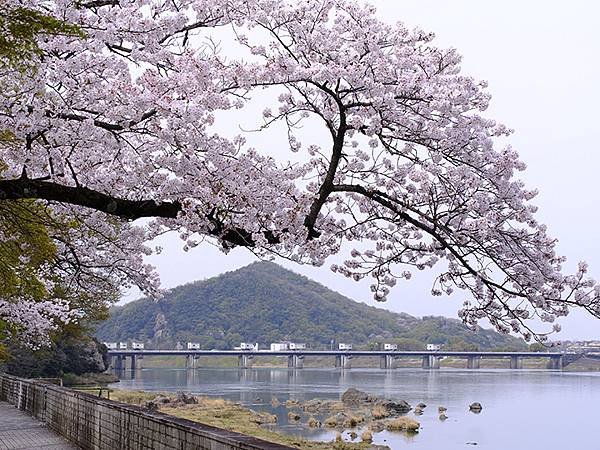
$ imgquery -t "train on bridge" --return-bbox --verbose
[106,345,580,371]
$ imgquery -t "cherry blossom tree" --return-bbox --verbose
[1,0,598,345]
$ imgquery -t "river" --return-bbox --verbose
[111,368,600,449]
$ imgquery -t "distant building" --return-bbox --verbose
[339,343,353,351]
[131,342,144,350]
[103,342,117,350]
[383,343,398,351]
[119,342,128,349]
[427,344,442,351]
[187,342,201,350]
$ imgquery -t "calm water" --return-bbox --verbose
[112,368,600,449]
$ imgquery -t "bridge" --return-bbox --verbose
[107,349,581,370]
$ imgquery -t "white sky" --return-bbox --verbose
[123,0,600,340]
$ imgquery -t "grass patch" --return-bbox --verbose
[110,390,380,449]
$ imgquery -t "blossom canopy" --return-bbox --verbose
[1,0,599,344]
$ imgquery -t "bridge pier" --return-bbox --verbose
[467,356,481,369]
[335,355,352,369]
[421,355,440,369]
[186,354,200,369]
[287,355,304,369]
[380,355,398,369]
[547,355,564,370]
[112,355,125,371]
[421,355,430,369]
[510,356,523,369]
[238,354,254,369]
[130,354,136,371]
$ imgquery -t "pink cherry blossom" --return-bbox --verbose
[1,0,599,344]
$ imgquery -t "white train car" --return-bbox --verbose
[239,342,257,351]
[383,343,398,351]
[131,342,145,350]
[187,342,201,350]
[289,343,307,351]
[338,343,353,351]
[119,342,128,349]
[270,342,289,351]
[103,342,118,350]
[427,344,442,351]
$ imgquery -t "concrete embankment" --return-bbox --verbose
[0,373,293,450]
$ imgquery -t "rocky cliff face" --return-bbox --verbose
[153,311,169,340]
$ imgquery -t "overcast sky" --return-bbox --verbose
[124,0,600,340]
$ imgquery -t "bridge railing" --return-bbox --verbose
[0,373,292,450]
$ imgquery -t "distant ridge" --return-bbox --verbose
[95,261,526,350]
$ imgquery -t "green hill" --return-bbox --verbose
[95,261,526,351]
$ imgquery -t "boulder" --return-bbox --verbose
[341,388,378,406]
[176,392,197,405]
[142,401,159,412]
[369,421,385,433]
[285,399,300,408]
[153,395,171,405]
[341,388,411,414]
[254,412,277,424]
[307,416,321,428]
[361,430,373,442]
[385,416,420,432]
[380,400,411,414]
[439,413,448,421]
[469,402,483,412]
[288,411,301,421]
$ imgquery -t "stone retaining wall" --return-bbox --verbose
[0,373,292,450]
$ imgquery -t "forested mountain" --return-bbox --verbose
[95,262,526,351]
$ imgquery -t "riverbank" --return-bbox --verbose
[109,389,392,449]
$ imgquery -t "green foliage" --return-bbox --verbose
[96,262,527,351]
[529,342,547,352]
[1,329,108,378]
[0,6,83,70]
[0,200,57,300]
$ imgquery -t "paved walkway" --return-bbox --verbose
[0,402,78,449]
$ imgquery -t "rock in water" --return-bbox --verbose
[385,416,420,432]
[341,388,411,414]
[438,406,447,413]
[383,400,411,414]
[439,413,448,421]
[307,416,321,428]
[341,388,377,406]
[469,402,483,412]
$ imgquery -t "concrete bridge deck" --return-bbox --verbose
[0,402,77,450]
